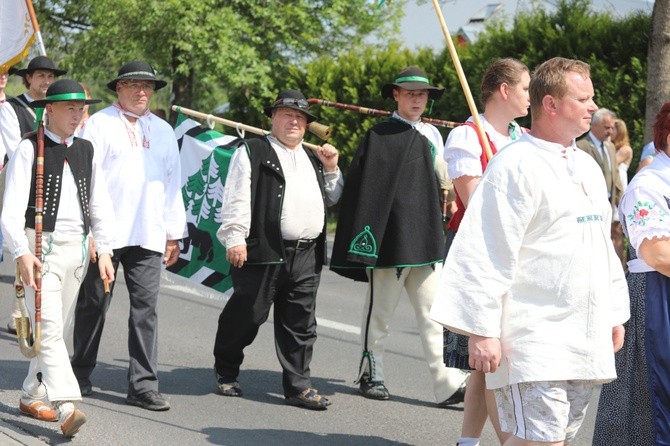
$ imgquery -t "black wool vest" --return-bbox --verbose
[24,134,94,233]
[7,94,37,138]
[242,137,327,265]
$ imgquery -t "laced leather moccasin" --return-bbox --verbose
[19,400,58,422]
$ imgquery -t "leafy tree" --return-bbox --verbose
[33,0,405,117]
[290,0,651,172]
[445,0,650,168]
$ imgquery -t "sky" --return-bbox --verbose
[399,0,655,50]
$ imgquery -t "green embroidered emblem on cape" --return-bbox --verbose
[349,225,378,258]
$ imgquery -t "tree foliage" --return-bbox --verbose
[33,0,404,115]
[31,0,653,171]
[289,0,651,172]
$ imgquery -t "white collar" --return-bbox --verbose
[267,134,302,152]
[45,127,74,146]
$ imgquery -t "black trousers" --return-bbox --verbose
[71,246,162,395]
[213,243,322,397]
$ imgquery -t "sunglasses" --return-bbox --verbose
[274,98,309,110]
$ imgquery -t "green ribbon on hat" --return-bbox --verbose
[395,75,430,84]
[44,92,88,101]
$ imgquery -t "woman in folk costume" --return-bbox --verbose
[592,103,670,445]
[438,58,530,446]
[1,79,115,437]
[331,66,469,407]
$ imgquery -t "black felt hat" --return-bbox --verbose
[107,61,167,91]
[381,66,444,100]
[30,79,102,108]
[14,56,67,77]
[263,89,317,123]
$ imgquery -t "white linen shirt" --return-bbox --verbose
[619,151,670,273]
[1,128,116,260]
[217,136,343,249]
[80,106,187,254]
[444,114,522,180]
[430,133,630,389]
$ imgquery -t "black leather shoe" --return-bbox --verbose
[359,375,390,400]
[125,390,170,411]
[78,378,92,396]
[437,383,466,407]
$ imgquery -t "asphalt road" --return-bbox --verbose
[0,247,600,445]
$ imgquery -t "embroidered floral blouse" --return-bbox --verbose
[619,151,670,273]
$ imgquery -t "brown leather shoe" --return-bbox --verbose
[60,409,86,437]
[19,400,58,422]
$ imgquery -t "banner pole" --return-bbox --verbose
[25,0,47,56]
[430,0,493,161]
[172,105,321,151]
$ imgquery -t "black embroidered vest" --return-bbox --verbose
[7,94,37,138]
[243,137,327,265]
[24,134,93,233]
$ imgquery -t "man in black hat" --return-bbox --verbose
[1,79,115,437]
[330,66,468,406]
[212,89,343,410]
[71,61,186,411]
[1,56,66,161]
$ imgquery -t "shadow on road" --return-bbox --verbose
[202,427,414,445]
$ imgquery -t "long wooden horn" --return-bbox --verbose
[307,98,463,129]
[14,116,45,358]
[431,0,493,161]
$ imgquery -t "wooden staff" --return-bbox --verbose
[431,0,493,161]
[15,117,45,358]
[307,98,463,129]
[171,105,322,151]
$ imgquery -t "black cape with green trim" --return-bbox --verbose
[330,119,444,282]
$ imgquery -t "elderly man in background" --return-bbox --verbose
[577,107,625,264]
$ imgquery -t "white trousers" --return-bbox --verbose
[359,265,469,402]
[21,230,88,403]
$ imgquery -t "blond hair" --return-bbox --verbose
[612,118,631,149]
[530,57,591,115]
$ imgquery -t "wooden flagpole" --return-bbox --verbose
[25,0,47,56]
[430,0,493,161]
